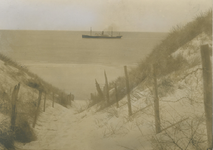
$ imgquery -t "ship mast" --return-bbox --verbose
[90,27,92,36]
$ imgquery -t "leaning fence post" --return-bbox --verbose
[11,83,20,131]
[152,64,161,134]
[43,92,46,112]
[104,71,110,105]
[33,90,42,128]
[69,93,72,105]
[124,66,132,116]
[67,94,71,106]
[114,83,119,108]
[200,44,212,149]
[67,94,69,106]
[52,93,55,107]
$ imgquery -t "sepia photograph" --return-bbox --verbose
[0,0,212,150]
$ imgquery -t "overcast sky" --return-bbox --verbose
[0,0,211,32]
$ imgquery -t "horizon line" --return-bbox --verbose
[0,29,169,33]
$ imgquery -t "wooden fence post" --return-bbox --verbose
[43,92,46,112]
[104,71,110,105]
[114,83,119,108]
[60,93,63,104]
[95,79,104,100]
[67,94,70,106]
[33,90,42,128]
[200,44,212,149]
[70,92,74,106]
[67,94,69,106]
[11,83,20,131]
[124,66,132,116]
[152,64,161,134]
[52,93,55,107]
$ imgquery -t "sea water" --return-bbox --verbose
[0,30,167,99]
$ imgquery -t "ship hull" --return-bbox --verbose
[82,35,122,39]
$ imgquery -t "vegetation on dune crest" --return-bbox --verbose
[0,52,71,107]
[89,10,212,109]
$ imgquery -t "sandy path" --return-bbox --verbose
[19,102,98,150]
[17,100,153,150]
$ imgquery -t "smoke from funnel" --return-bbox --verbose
[103,23,119,31]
